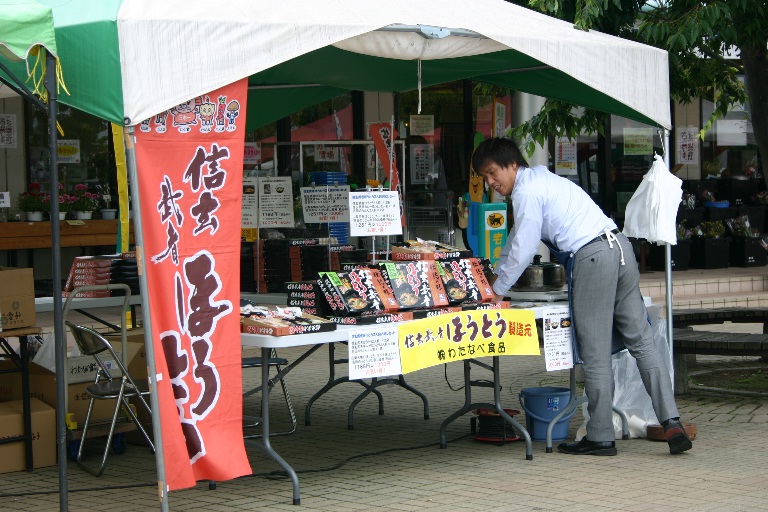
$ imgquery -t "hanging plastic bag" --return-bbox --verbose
[622,154,682,245]
[576,305,672,440]
[31,332,56,373]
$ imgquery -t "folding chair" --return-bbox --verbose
[65,321,155,476]
[242,349,297,437]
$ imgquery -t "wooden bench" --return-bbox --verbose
[670,308,768,394]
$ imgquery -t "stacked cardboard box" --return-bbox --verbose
[27,335,145,428]
[63,253,139,298]
[0,399,56,473]
[284,281,332,317]
[253,239,356,293]
[0,267,36,332]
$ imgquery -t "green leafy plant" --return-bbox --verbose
[676,221,693,240]
[726,215,761,238]
[693,220,726,239]
[16,182,46,212]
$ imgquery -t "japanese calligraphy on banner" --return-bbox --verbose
[623,127,653,156]
[300,185,350,223]
[542,305,573,371]
[349,190,402,237]
[258,176,294,228]
[398,309,540,374]
[133,78,251,490]
[348,325,402,380]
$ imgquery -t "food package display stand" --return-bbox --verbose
[0,1,676,509]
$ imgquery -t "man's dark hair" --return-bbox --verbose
[471,137,529,173]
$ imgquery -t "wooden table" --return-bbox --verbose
[0,326,42,471]
[0,219,134,251]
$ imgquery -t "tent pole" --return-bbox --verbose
[44,50,68,512]
[124,126,170,512]
[662,129,675,375]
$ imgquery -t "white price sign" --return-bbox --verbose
[348,191,402,237]
[348,325,402,380]
[542,305,574,371]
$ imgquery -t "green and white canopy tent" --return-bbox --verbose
[23,0,671,130]
[2,1,678,509]
[0,0,57,104]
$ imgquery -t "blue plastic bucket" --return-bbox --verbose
[519,387,575,441]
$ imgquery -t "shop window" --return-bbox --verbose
[701,84,758,178]
[26,105,116,204]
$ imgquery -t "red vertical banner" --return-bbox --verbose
[369,122,404,226]
[134,79,251,490]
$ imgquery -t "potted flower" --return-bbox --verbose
[72,184,100,219]
[725,215,767,267]
[41,184,77,220]
[690,220,730,269]
[16,182,46,221]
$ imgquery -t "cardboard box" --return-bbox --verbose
[409,306,462,319]
[318,268,399,316]
[0,267,36,332]
[103,329,148,380]
[390,241,473,261]
[0,360,22,402]
[241,313,336,336]
[437,258,495,304]
[27,339,144,427]
[378,260,450,310]
[328,311,414,325]
[0,398,56,473]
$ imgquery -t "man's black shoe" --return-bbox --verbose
[663,418,693,455]
[557,438,617,456]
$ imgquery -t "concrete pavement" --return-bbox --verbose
[2,312,767,511]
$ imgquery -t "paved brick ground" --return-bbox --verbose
[2,314,767,511]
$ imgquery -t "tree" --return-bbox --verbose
[508,0,768,188]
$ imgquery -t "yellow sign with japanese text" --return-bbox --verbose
[398,309,540,374]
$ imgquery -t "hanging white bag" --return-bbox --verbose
[622,154,682,245]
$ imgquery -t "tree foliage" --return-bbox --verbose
[506,0,768,185]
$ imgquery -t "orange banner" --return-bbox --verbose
[134,79,251,490]
[369,122,400,191]
[369,122,404,225]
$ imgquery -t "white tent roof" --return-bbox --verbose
[113,0,670,127]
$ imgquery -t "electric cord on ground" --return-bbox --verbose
[0,434,473,497]
[243,433,472,481]
[443,363,497,391]
[0,482,156,498]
